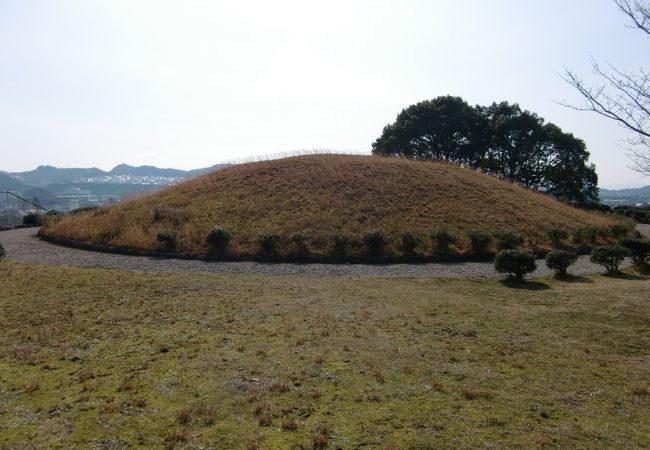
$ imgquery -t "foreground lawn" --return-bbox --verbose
[0,262,649,449]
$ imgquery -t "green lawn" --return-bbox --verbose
[0,262,649,449]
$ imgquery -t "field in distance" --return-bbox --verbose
[41,154,624,258]
[0,262,648,448]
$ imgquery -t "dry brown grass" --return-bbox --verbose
[43,154,620,257]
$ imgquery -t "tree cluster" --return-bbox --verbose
[372,96,599,205]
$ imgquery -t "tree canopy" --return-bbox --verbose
[372,96,599,205]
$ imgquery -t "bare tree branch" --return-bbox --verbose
[616,0,650,35]
[562,0,650,175]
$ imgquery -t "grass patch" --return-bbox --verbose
[0,262,648,448]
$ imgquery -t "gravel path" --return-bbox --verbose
[2,227,643,278]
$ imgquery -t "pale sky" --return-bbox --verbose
[0,0,647,188]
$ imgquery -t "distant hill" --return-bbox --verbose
[108,164,189,178]
[0,171,31,191]
[0,163,229,211]
[12,165,106,187]
[8,163,226,187]
[600,185,650,206]
[22,187,59,208]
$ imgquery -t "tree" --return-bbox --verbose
[372,97,599,205]
[371,96,487,164]
[479,102,550,185]
[542,124,600,204]
[563,0,650,174]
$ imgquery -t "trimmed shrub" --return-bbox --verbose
[205,226,232,255]
[99,227,121,242]
[430,228,457,255]
[581,225,599,244]
[290,232,309,256]
[620,238,650,267]
[609,222,631,239]
[545,250,578,277]
[493,230,524,250]
[572,227,585,244]
[547,227,569,247]
[468,230,491,255]
[614,207,650,223]
[363,230,386,257]
[258,233,282,258]
[150,206,191,226]
[0,242,5,260]
[596,225,612,240]
[400,231,422,256]
[590,245,631,275]
[156,230,177,251]
[573,225,599,245]
[495,250,537,281]
[330,232,349,258]
[22,213,43,226]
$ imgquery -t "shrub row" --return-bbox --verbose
[614,206,650,224]
[570,223,634,245]
[152,223,634,259]
[496,239,647,282]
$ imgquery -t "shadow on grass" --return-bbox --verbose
[602,272,646,280]
[500,279,551,291]
[554,274,594,283]
[631,265,650,276]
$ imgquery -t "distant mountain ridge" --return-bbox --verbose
[107,164,188,178]
[600,185,650,197]
[0,171,31,191]
[600,185,650,205]
[0,163,228,210]
[13,166,106,186]
[0,164,226,191]
[9,164,211,187]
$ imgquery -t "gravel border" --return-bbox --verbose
[2,227,643,278]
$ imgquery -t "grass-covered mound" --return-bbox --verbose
[42,154,625,259]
